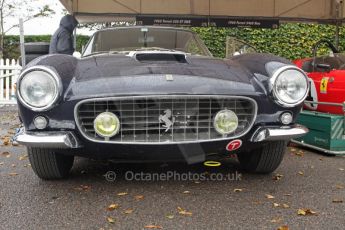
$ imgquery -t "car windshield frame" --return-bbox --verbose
[82,27,212,57]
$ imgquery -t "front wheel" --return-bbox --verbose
[238,141,287,174]
[28,147,74,180]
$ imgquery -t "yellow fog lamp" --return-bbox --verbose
[94,112,120,138]
[213,110,239,135]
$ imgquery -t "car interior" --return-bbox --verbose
[301,40,345,73]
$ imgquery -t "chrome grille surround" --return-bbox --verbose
[74,95,257,144]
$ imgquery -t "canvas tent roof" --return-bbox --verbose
[60,0,344,25]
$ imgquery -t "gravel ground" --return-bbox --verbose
[0,107,344,230]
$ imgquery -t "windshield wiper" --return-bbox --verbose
[83,51,128,58]
[135,47,179,52]
[83,51,109,58]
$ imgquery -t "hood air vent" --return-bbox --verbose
[135,53,187,64]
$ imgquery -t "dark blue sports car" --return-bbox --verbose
[15,26,308,179]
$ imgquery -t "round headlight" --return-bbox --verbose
[94,112,120,138]
[271,66,309,107]
[214,110,239,135]
[18,66,61,111]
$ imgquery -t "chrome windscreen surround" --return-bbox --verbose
[74,95,258,145]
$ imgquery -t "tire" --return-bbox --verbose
[238,141,287,174]
[25,42,50,54]
[27,147,74,180]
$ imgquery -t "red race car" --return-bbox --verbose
[294,40,345,114]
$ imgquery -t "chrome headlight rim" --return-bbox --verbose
[270,65,309,108]
[17,65,62,112]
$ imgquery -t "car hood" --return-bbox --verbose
[75,54,253,83]
[64,53,264,100]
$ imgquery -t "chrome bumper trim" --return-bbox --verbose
[251,125,309,142]
[15,131,81,149]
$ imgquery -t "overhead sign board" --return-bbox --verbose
[136,16,279,28]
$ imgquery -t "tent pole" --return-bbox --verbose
[19,19,26,67]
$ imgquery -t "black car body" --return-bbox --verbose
[15,27,309,179]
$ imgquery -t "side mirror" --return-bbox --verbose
[73,51,82,59]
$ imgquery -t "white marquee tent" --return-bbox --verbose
[59,0,344,24]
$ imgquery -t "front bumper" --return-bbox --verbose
[15,130,81,149]
[251,125,309,142]
[14,125,308,149]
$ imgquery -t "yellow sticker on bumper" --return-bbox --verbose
[203,161,221,167]
[320,77,329,94]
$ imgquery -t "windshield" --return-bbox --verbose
[83,27,212,57]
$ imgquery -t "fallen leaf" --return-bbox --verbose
[252,200,263,205]
[107,217,115,224]
[9,172,18,176]
[11,164,16,168]
[182,191,191,194]
[177,207,192,216]
[271,217,283,223]
[298,171,304,176]
[233,188,243,192]
[273,174,283,181]
[282,204,290,208]
[2,137,10,146]
[297,209,306,215]
[283,193,292,196]
[24,164,31,168]
[19,154,28,161]
[265,194,275,199]
[74,185,91,191]
[277,226,289,230]
[339,168,344,171]
[295,150,304,157]
[117,192,128,196]
[297,208,317,216]
[332,199,343,203]
[166,214,174,219]
[335,184,344,189]
[134,195,144,200]
[273,203,280,207]
[124,209,134,214]
[1,152,10,158]
[290,148,297,152]
[144,225,163,229]
[107,204,119,211]
[0,162,4,166]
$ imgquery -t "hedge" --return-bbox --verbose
[192,23,344,60]
[3,35,90,60]
[3,23,344,60]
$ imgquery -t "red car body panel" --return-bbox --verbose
[294,58,345,114]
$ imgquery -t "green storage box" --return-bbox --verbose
[294,110,345,154]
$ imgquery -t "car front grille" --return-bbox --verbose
[75,95,257,144]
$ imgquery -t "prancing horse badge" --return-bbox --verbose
[159,109,175,132]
